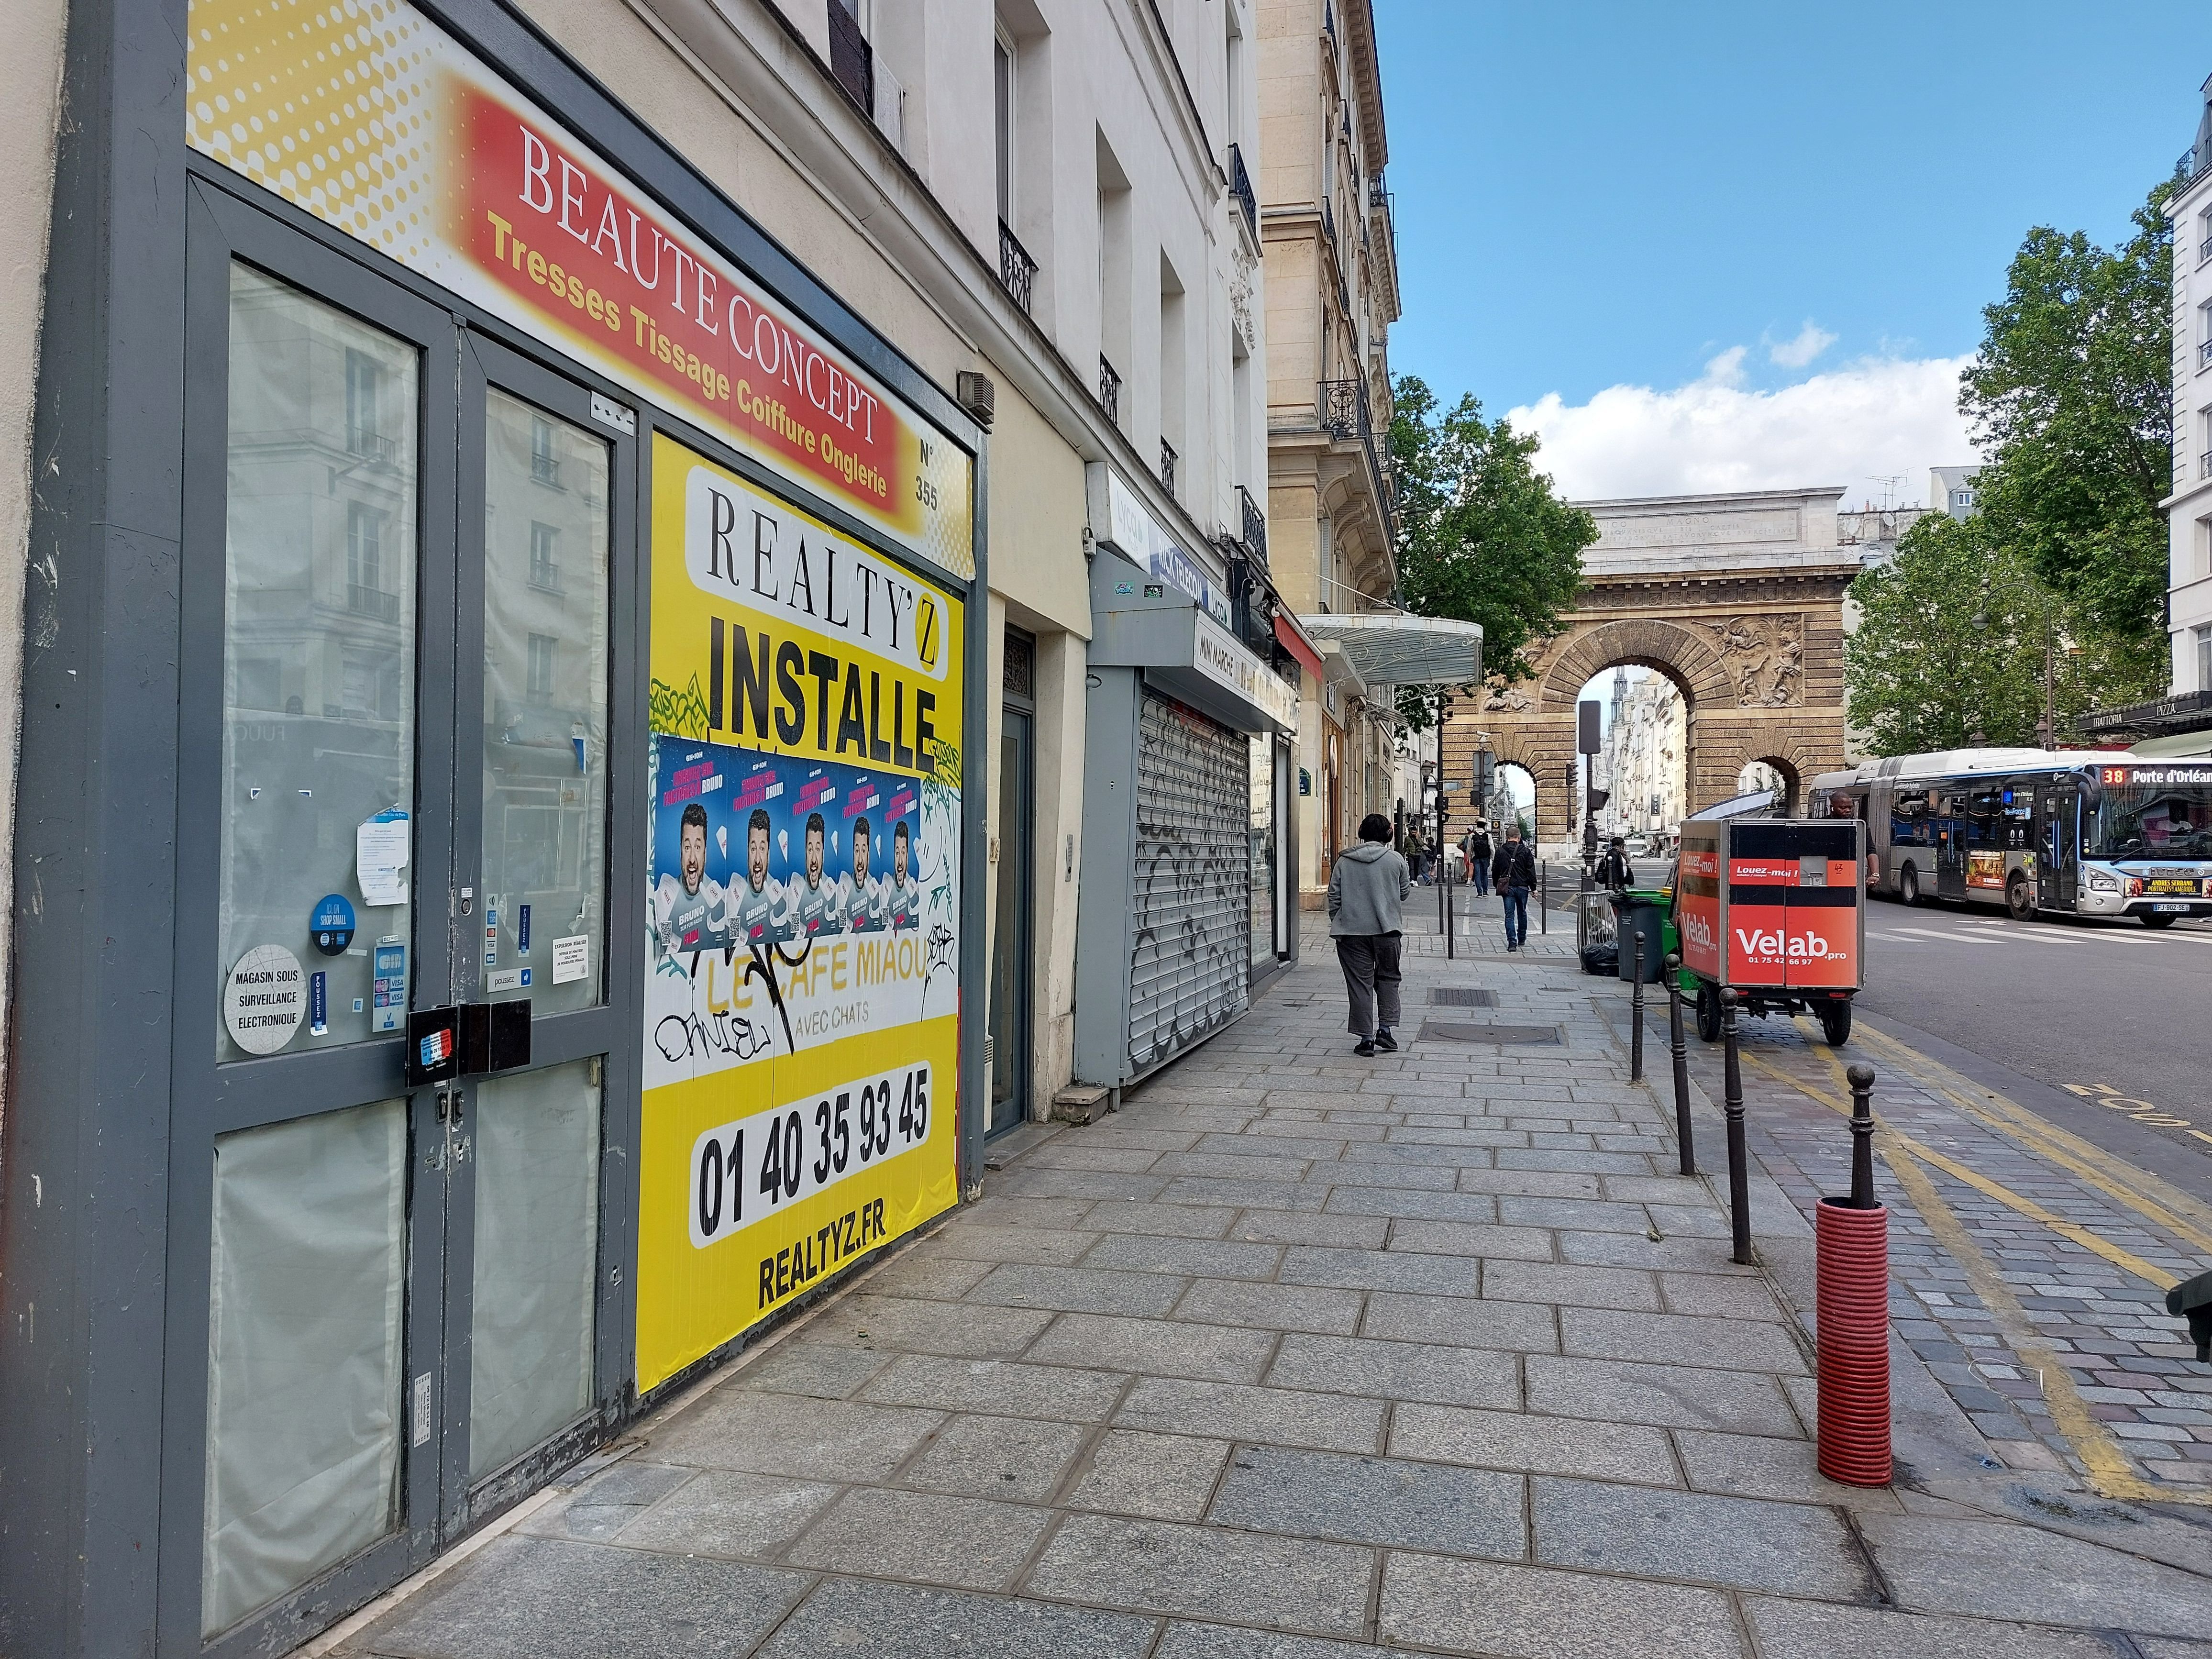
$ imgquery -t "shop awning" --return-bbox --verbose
[1273,611,1325,679]
[1089,553,1301,734]
[1295,613,1483,688]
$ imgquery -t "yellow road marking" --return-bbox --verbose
[1743,1046,2179,1291]
[1851,1026,2212,1257]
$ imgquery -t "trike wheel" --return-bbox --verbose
[1694,982,1722,1042]
[1818,1000,1853,1047]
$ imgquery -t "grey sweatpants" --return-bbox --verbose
[1336,932,1403,1039]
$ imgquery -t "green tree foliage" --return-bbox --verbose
[1845,513,2165,756]
[1959,184,2174,645]
[1388,376,1594,727]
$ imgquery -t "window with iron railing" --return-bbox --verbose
[827,0,873,115]
[1159,439,1177,498]
[997,221,1037,316]
[1239,485,1267,567]
[529,522,564,593]
[343,349,393,464]
[530,416,561,487]
[1098,355,1122,427]
[1228,144,1257,241]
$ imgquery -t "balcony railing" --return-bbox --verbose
[1228,144,1257,241]
[1320,195,1336,255]
[530,452,561,487]
[1098,355,1122,427]
[1239,484,1267,567]
[345,429,396,465]
[2201,339,2212,369]
[2179,144,2212,188]
[826,0,874,115]
[997,220,1037,316]
[1319,377,1397,539]
[528,560,564,594]
[2200,239,2212,267]
[2203,449,2212,480]
[347,583,400,622]
[1159,438,1177,498]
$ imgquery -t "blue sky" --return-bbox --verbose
[1375,2,2200,506]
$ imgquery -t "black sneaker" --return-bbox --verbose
[1373,1029,1399,1052]
[1354,1039,1377,1057]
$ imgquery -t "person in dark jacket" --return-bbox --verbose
[1328,813,1412,1055]
[1595,834,1634,890]
[1491,824,1537,951]
[1467,822,1494,895]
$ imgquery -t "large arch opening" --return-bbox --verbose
[1568,662,1695,850]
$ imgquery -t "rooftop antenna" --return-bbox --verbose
[1870,474,1902,512]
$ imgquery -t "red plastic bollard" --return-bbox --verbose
[1815,1196,1891,1486]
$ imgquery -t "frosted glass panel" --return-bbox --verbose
[468,1059,600,1478]
[202,1099,407,1637]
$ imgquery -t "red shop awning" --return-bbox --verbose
[1274,611,1325,680]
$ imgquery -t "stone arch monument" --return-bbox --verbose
[1443,487,1860,847]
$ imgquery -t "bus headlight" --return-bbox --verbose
[2088,871,2120,893]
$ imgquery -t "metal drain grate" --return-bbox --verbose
[1428,987,1499,1007]
[1416,1020,1564,1046]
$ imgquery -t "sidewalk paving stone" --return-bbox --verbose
[1066,1428,1232,1519]
[784,1486,1051,1590]
[1388,1403,1679,1483]
[1022,1513,1373,1635]
[754,1578,1156,1659]
[1263,1331,1521,1409]
[1378,1553,1747,1659]
[1114,1377,1386,1452]
[1529,1474,1872,1598]
[1207,1444,1527,1557]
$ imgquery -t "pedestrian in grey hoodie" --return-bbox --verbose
[1328,812,1412,1056]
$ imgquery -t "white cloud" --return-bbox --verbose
[1766,321,1836,368]
[1507,353,1978,511]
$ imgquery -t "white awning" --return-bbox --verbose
[1296,613,1483,688]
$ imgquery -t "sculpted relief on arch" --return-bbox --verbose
[1700,613,1803,708]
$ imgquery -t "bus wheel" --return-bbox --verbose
[2142,913,2179,929]
[1900,863,1922,906]
[1694,983,1722,1042]
[2006,876,2034,921]
[1819,1000,1853,1047]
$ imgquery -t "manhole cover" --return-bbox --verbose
[1416,1020,1563,1046]
[1428,987,1498,1007]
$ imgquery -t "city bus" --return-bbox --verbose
[1807,749,2212,928]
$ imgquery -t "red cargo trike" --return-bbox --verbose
[1672,800,1865,1048]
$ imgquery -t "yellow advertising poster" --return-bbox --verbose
[183,0,973,576]
[637,433,963,1389]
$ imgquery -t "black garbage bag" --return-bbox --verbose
[1580,943,1617,977]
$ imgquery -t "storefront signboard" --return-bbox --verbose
[638,435,962,1388]
[183,0,973,577]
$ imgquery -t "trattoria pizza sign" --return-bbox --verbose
[184,0,972,576]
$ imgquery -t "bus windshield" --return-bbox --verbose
[2087,784,2212,860]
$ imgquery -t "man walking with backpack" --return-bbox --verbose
[1329,813,1412,1056]
[1492,823,1537,952]
[1467,820,1494,896]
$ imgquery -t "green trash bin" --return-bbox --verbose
[1612,891,1668,983]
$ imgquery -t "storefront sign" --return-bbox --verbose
[1193,614,1300,732]
[636,434,961,1389]
[182,0,973,577]
[1094,466,1230,626]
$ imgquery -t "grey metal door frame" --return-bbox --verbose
[157,182,643,1659]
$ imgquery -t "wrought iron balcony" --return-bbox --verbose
[1321,195,1336,254]
[827,0,874,116]
[1159,438,1177,498]
[2200,239,2212,267]
[345,429,396,466]
[2202,338,2212,369]
[1098,355,1122,427]
[997,220,1036,316]
[1318,377,1397,540]
[530,451,561,487]
[2202,449,2212,480]
[1228,144,1257,241]
[1239,485,1267,567]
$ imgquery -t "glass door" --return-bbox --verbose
[165,189,631,1659]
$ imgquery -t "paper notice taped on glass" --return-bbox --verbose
[357,811,410,906]
[550,934,591,985]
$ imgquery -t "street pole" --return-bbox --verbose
[1663,951,1694,1174]
[1629,930,1645,1082]
[1721,988,1752,1265]
[1848,1063,1877,1209]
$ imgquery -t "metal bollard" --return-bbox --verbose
[1629,929,1645,1082]
[1663,952,1694,1175]
[1445,855,1455,961]
[1816,1060,1891,1485]
[1539,861,1548,935]
[1720,988,1752,1266]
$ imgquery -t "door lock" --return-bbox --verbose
[459,885,475,917]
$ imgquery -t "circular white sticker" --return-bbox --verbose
[224,943,306,1056]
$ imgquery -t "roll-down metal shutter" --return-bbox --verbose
[1129,690,1251,1072]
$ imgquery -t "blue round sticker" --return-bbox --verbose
[311,893,357,956]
